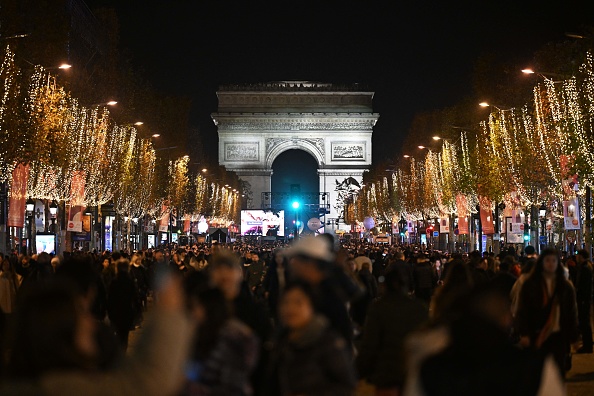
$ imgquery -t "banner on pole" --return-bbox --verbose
[159,203,169,233]
[479,198,494,235]
[456,195,469,235]
[439,217,450,233]
[563,197,581,230]
[7,164,30,228]
[67,205,85,233]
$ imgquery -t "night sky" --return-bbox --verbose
[87,0,594,163]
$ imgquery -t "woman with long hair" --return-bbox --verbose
[429,260,474,325]
[515,248,579,377]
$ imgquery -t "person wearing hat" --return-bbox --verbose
[284,235,357,352]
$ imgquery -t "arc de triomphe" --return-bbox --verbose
[212,82,379,232]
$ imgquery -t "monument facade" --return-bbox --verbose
[212,81,378,232]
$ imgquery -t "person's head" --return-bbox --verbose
[534,248,563,278]
[251,251,259,263]
[279,281,317,331]
[394,251,405,261]
[55,256,100,308]
[442,260,474,290]
[154,249,164,263]
[208,250,243,300]
[116,259,130,275]
[383,268,406,293]
[577,249,590,264]
[499,255,517,273]
[130,253,142,266]
[524,245,536,257]
[285,236,334,284]
[7,279,98,378]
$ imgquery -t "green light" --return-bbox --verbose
[292,201,300,209]
[523,234,530,241]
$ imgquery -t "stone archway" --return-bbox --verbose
[212,81,379,232]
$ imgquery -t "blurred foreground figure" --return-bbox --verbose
[0,270,194,396]
[267,281,356,395]
[404,284,565,396]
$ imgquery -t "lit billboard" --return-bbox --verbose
[241,210,285,236]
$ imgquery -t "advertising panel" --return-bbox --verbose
[241,210,285,236]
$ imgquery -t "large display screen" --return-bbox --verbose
[241,210,285,236]
[36,234,56,254]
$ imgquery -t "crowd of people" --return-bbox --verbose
[0,235,590,395]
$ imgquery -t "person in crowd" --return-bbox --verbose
[410,284,565,396]
[130,253,149,328]
[247,251,267,302]
[387,251,414,294]
[50,257,61,274]
[467,250,491,286]
[54,256,120,369]
[357,269,428,395]
[263,249,288,322]
[284,235,357,352]
[267,281,357,396]
[510,258,537,317]
[101,256,116,293]
[574,249,593,353]
[15,251,53,294]
[0,270,194,395]
[412,253,437,307]
[515,248,579,377]
[0,258,20,317]
[0,255,20,346]
[208,250,272,396]
[350,260,378,330]
[490,255,518,298]
[429,260,474,324]
[183,287,258,395]
[107,259,140,351]
[170,251,188,275]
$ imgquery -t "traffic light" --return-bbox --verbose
[523,223,530,241]
[292,201,300,209]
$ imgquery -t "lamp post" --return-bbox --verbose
[26,198,35,255]
[398,217,407,244]
[85,207,94,252]
[539,203,547,252]
[292,201,300,240]
[49,201,58,253]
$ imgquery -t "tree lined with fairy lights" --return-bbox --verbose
[0,45,241,224]
[349,50,594,226]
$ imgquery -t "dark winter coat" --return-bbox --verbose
[268,316,357,396]
[356,291,428,388]
[107,273,139,331]
[421,314,546,396]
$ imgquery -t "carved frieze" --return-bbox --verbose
[224,142,259,162]
[331,142,366,161]
[218,119,375,131]
[265,137,325,159]
[218,94,371,106]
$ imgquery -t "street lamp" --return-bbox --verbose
[521,68,570,80]
[539,203,547,250]
[89,101,117,107]
[26,198,35,254]
[292,201,300,240]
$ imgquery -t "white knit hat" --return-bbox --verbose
[284,235,335,264]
